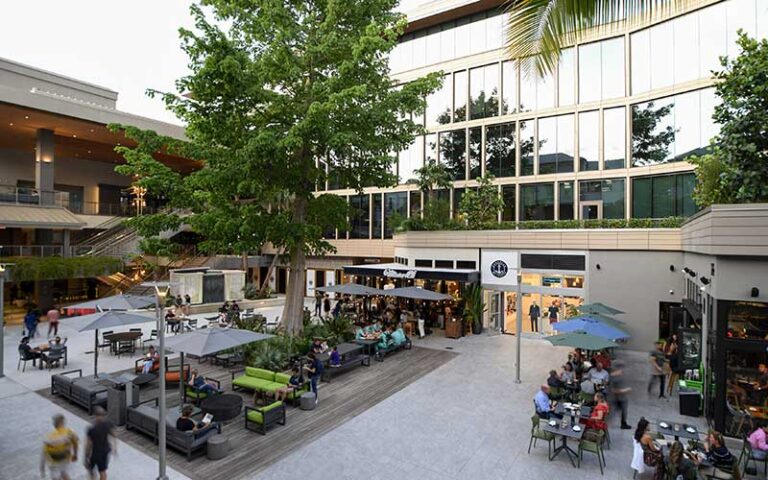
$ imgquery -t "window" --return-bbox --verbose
[426,74,452,126]
[520,120,535,176]
[384,192,407,239]
[558,48,575,106]
[604,107,626,169]
[579,179,625,219]
[439,129,466,180]
[452,187,465,219]
[579,37,625,102]
[468,127,482,179]
[486,122,516,178]
[415,259,432,268]
[435,260,453,269]
[631,173,697,218]
[501,61,517,115]
[674,11,700,85]
[454,70,468,122]
[558,181,574,220]
[501,184,515,222]
[469,64,500,120]
[425,133,438,165]
[520,65,554,112]
[521,183,554,220]
[398,136,424,184]
[725,301,768,340]
[349,194,370,239]
[699,2,727,78]
[372,194,383,239]
[409,190,421,218]
[538,114,574,175]
[457,260,477,269]
[631,29,651,95]
[578,111,599,171]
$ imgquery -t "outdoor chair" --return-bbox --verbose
[184,378,221,405]
[706,441,749,480]
[743,436,768,478]
[142,329,158,351]
[578,429,606,475]
[17,346,37,372]
[44,348,65,369]
[726,400,752,438]
[129,328,143,347]
[527,415,555,459]
[99,330,114,352]
[185,319,198,331]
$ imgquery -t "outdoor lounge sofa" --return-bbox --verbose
[375,336,412,362]
[126,398,220,460]
[51,369,108,414]
[183,378,221,405]
[134,357,190,383]
[231,367,309,405]
[244,401,286,434]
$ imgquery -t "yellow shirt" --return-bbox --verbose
[43,427,78,464]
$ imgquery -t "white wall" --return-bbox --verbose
[395,246,479,266]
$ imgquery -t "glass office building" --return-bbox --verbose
[316,0,768,240]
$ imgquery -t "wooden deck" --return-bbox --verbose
[37,346,457,480]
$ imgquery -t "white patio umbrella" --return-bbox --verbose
[316,284,385,296]
[384,286,453,301]
[76,310,155,377]
[66,293,155,311]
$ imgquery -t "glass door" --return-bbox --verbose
[486,291,503,336]
[580,200,602,220]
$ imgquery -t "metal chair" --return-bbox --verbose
[44,347,65,369]
[743,436,768,478]
[528,414,555,459]
[142,329,158,350]
[726,400,752,438]
[99,330,114,352]
[578,429,606,475]
[129,328,143,349]
[17,346,36,372]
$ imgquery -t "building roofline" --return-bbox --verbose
[0,57,118,102]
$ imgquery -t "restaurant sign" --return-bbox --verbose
[383,268,417,279]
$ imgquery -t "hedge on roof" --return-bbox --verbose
[4,256,124,282]
[394,216,685,233]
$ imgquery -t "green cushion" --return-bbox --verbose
[244,367,275,381]
[246,401,282,424]
[287,385,308,399]
[233,376,272,390]
[185,388,208,399]
[259,381,286,393]
[274,373,291,384]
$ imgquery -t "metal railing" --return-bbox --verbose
[0,185,162,217]
[0,185,69,208]
[0,245,71,257]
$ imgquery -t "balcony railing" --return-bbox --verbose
[0,245,71,257]
[0,186,161,217]
[0,185,70,208]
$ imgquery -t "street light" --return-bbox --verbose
[142,281,174,480]
[0,263,10,379]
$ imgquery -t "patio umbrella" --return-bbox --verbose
[163,327,274,407]
[552,317,630,341]
[76,310,155,377]
[578,302,624,316]
[315,284,385,296]
[384,286,453,301]
[545,331,619,351]
[66,293,155,311]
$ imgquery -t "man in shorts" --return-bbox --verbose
[40,414,79,480]
[85,406,117,480]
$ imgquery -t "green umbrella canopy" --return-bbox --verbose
[578,302,624,316]
[545,331,619,351]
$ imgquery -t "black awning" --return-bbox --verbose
[343,263,479,283]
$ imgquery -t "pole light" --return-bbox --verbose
[0,263,9,379]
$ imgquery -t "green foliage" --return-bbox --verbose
[234,314,265,332]
[630,101,676,167]
[458,175,505,229]
[463,284,486,329]
[690,32,768,207]
[321,314,355,345]
[414,160,452,199]
[242,283,272,300]
[393,216,685,233]
[112,0,441,334]
[6,256,123,282]
[246,342,290,372]
[138,237,181,258]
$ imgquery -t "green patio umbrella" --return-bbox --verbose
[578,302,624,316]
[545,331,619,351]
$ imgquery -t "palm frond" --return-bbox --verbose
[506,0,684,78]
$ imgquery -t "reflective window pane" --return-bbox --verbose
[673,90,701,161]
[468,127,482,179]
[412,34,426,70]
[520,119,535,176]
[486,14,503,50]
[440,26,455,62]
[674,12,700,85]
[501,184,515,221]
[556,115,574,173]
[578,111,599,172]
[538,114,574,175]
[384,192,407,238]
[425,26,441,66]
[578,42,601,103]
[425,133,438,165]
[501,61,517,115]
[631,29,651,94]
[700,88,720,146]
[699,2,727,78]
[469,64,500,120]
[486,122,516,178]
[452,187,465,219]
[521,183,554,221]
[632,97,675,167]
[631,173,698,218]
[372,193,383,239]
[579,179,625,219]
[520,66,536,112]
[558,48,575,106]
[604,107,626,169]
[409,190,421,218]
[558,181,574,220]
[399,136,424,184]
[650,22,674,90]
[601,37,625,100]
[426,74,452,126]
[727,0,756,58]
[439,129,466,180]
[537,71,555,110]
[470,14,487,55]
[349,194,370,239]
[455,18,471,58]
[454,70,468,122]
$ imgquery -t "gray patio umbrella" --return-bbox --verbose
[76,310,155,377]
[315,284,385,296]
[384,286,453,301]
[66,293,155,311]
[578,302,624,316]
[163,327,274,406]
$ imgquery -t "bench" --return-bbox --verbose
[375,338,412,362]
[51,369,108,414]
[322,354,370,382]
[244,401,286,435]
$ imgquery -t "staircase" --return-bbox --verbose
[120,252,212,296]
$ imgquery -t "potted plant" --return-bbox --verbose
[464,284,487,335]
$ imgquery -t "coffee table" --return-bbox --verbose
[133,373,157,387]
[200,394,243,422]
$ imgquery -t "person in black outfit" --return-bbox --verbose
[18,336,42,368]
[323,295,331,318]
[610,361,633,429]
[314,292,322,317]
[176,404,207,433]
[547,301,559,323]
[304,352,324,405]
[528,302,541,332]
[85,406,116,480]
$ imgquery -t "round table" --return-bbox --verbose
[206,435,229,460]
[132,373,156,387]
[200,394,243,422]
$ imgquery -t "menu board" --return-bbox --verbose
[679,328,702,370]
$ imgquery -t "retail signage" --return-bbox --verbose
[481,249,519,289]
[383,268,417,279]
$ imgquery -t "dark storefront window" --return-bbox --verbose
[409,191,421,218]
[725,301,768,340]
[521,183,554,221]
[501,185,515,222]
[349,194,370,239]
[384,192,407,239]
[372,194,383,239]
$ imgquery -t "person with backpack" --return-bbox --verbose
[40,414,79,480]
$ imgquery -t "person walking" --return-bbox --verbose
[648,341,666,398]
[610,361,632,429]
[85,406,116,480]
[40,414,78,480]
[665,334,680,397]
[24,308,39,338]
[183,294,191,316]
[528,301,541,333]
[47,306,60,337]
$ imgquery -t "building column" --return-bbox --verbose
[62,230,71,257]
[35,129,55,205]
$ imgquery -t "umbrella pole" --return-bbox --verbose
[178,352,184,410]
[94,329,99,378]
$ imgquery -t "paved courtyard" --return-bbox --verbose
[0,304,712,480]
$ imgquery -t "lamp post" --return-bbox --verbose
[0,263,8,379]
[144,282,171,480]
[514,272,522,384]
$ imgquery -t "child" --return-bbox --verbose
[330,346,341,368]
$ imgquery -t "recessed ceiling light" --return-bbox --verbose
[24,115,29,120]
[9,122,13,126]
[72,134,77,138]
[89,129,94,133]
[87,150,92,154]
[74,153,79,157]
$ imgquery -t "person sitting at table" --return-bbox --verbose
[189,369,222,396]
[376,328,393,352]
[583,392,610,432]
[636,417,665,478]
[43,336,67,367]
[703,431,734,468]
[329,346,341,368]
[560,363,576,384]
[593,349,612,370]
[18,336,42,367]
[141,346,160,373]
[165,307,182,333]
[534,385,562,420]
[274,367,304,402]
[355,325,366,341]
[390,326,407,347]
[748,425,768,460]
[311,338,326,354]
[586,361,610,387]
[666,441,699,480]
[547,369,564,389]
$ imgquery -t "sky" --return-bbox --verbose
[0,0,195,125]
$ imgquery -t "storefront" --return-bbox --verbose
[342,263,479,300]
[480,249,586,334]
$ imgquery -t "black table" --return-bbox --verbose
[541,419,585,467]
[356,338,379,356]
[201,394,243,422]
[104,332,143,355]
[133,373,157,387]
[654,420,701,442]
[554,403,592,420]
[316,342,364,363]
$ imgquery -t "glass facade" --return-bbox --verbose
[469,64,500,119]
[538,114,574,174]
[579,178,626,219]
[468,127,482,179]
[439,129,466,180]
[604,107,626,169]
[632,173,697,218]
[578,111,599,172]
[485,122,515,178]
[384,192,408,238]
[349,194,370,239]
[501,184,515,221]
[521,183,554,221]
[558,181,574,220]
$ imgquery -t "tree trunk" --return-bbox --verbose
[280,197,308,335]
[258,250,281,296]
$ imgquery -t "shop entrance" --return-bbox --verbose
[503,292,584,334]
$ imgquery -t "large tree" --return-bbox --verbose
[506,0,683,76]
[115,0,440,334]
